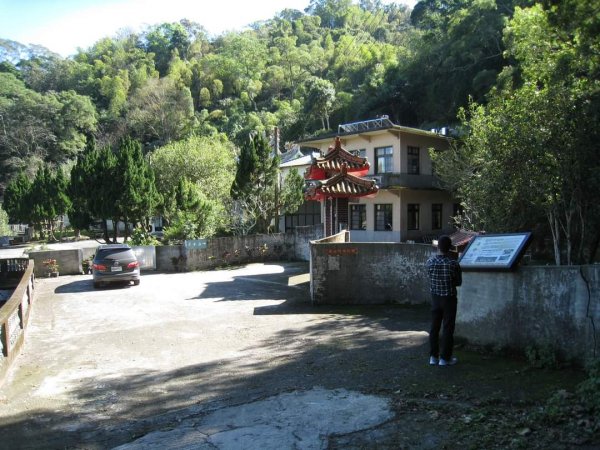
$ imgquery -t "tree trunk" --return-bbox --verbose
[102,219,110,244]
[112,219,119,243]
[548,210,561,266]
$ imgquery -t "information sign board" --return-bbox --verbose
[184,239,207,249]
[459,232,532,270]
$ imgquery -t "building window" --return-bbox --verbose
[375,146,393,173]
[284,201,321,232]
[432,203,442,230]
[350,149,366,158]
[407,146,420,174]
[375,204,393,231]
[407,204,420,230]
[350,204,366,230]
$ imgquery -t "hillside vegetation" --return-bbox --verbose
[0,0,598,261]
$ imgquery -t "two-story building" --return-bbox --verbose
[295,117,456,243]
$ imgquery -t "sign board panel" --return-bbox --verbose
[459,232,532,270]
[184,239,207,249]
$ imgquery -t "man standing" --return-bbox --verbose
[427,235,462,366]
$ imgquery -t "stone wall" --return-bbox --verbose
[310,235,434,305]
[155,225,323,272]
[309,235,600,363]
[457,265,600,364]
[28,249,83,277]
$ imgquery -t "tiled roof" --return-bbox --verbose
[315,137,370,173]
[305,165,379,199]
[449,230,479,248]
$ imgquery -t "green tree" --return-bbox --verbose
[3,172,32,224]
[304,76,336,130]
[28,165,71,241]
[126,77,195,148]
[162,177,220,241]
[432,4,600,264]
[144,22,192,76]
[68,142,96,237]
[231,133,280,234]
[0,203,11,236]
[0,73,97,187]
[114,138,161,240]
[69,138,159,243]
[149,135,236,234]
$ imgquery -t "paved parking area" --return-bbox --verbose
[0,257,586,450]
[0,262,436,449]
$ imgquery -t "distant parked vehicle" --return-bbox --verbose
[92,244,140,289]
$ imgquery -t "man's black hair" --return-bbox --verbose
[438,235,452,253]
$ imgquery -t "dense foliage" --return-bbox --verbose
[431,1,600,263]
[4,165,70,240]
[68,138,159,242]
[0,0,598,257]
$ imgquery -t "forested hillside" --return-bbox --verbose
[0,0,598,262]
[0,0,521,184]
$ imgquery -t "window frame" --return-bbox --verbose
[431,203,442,230]
[407,203,420,230]
[375,146,394,174]
[375,203,393,231]
[349,204,367,230]
[407,146,420,175]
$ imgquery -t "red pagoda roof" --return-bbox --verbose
[305,165,379,200]
[450,229,479,248]
[314,137,370,175]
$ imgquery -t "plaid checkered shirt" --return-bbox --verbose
[426,254,462,296]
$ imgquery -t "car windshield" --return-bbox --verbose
[96,249,134,260]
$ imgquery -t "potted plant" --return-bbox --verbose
[42,258,60,277]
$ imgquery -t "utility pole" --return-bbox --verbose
[273,126,281,233]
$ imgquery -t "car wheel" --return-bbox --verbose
[133,280,140,286]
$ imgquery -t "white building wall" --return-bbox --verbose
[302,128,453,243]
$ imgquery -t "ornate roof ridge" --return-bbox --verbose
[316,137,369,168]
[323,164,377,189]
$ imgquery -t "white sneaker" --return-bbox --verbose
[429,356,439,366]
[439,356,458,366]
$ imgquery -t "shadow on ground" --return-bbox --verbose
[0,264,590,450]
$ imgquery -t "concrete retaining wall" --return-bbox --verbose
[310,235,435,305]
[154,225,322,272]
[309,234,599,363]
[28,249,83,277]
[456,265,600,363]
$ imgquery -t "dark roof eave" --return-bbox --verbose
[296,125,451,146]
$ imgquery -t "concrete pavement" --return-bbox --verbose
[0,251,583,449]
[0,261,434,449]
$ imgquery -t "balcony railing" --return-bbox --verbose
[369,173,445,190]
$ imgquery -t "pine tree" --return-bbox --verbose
[230,133,280,234]
[116,137,160,240]
[68,140,97,237]
[3,172,32,224]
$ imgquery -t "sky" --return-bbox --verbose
[0,0,417,58]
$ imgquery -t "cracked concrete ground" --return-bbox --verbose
[0,260,584,449]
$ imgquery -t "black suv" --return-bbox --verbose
[92,244,140,288]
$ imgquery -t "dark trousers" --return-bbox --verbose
[429,294,457,360]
